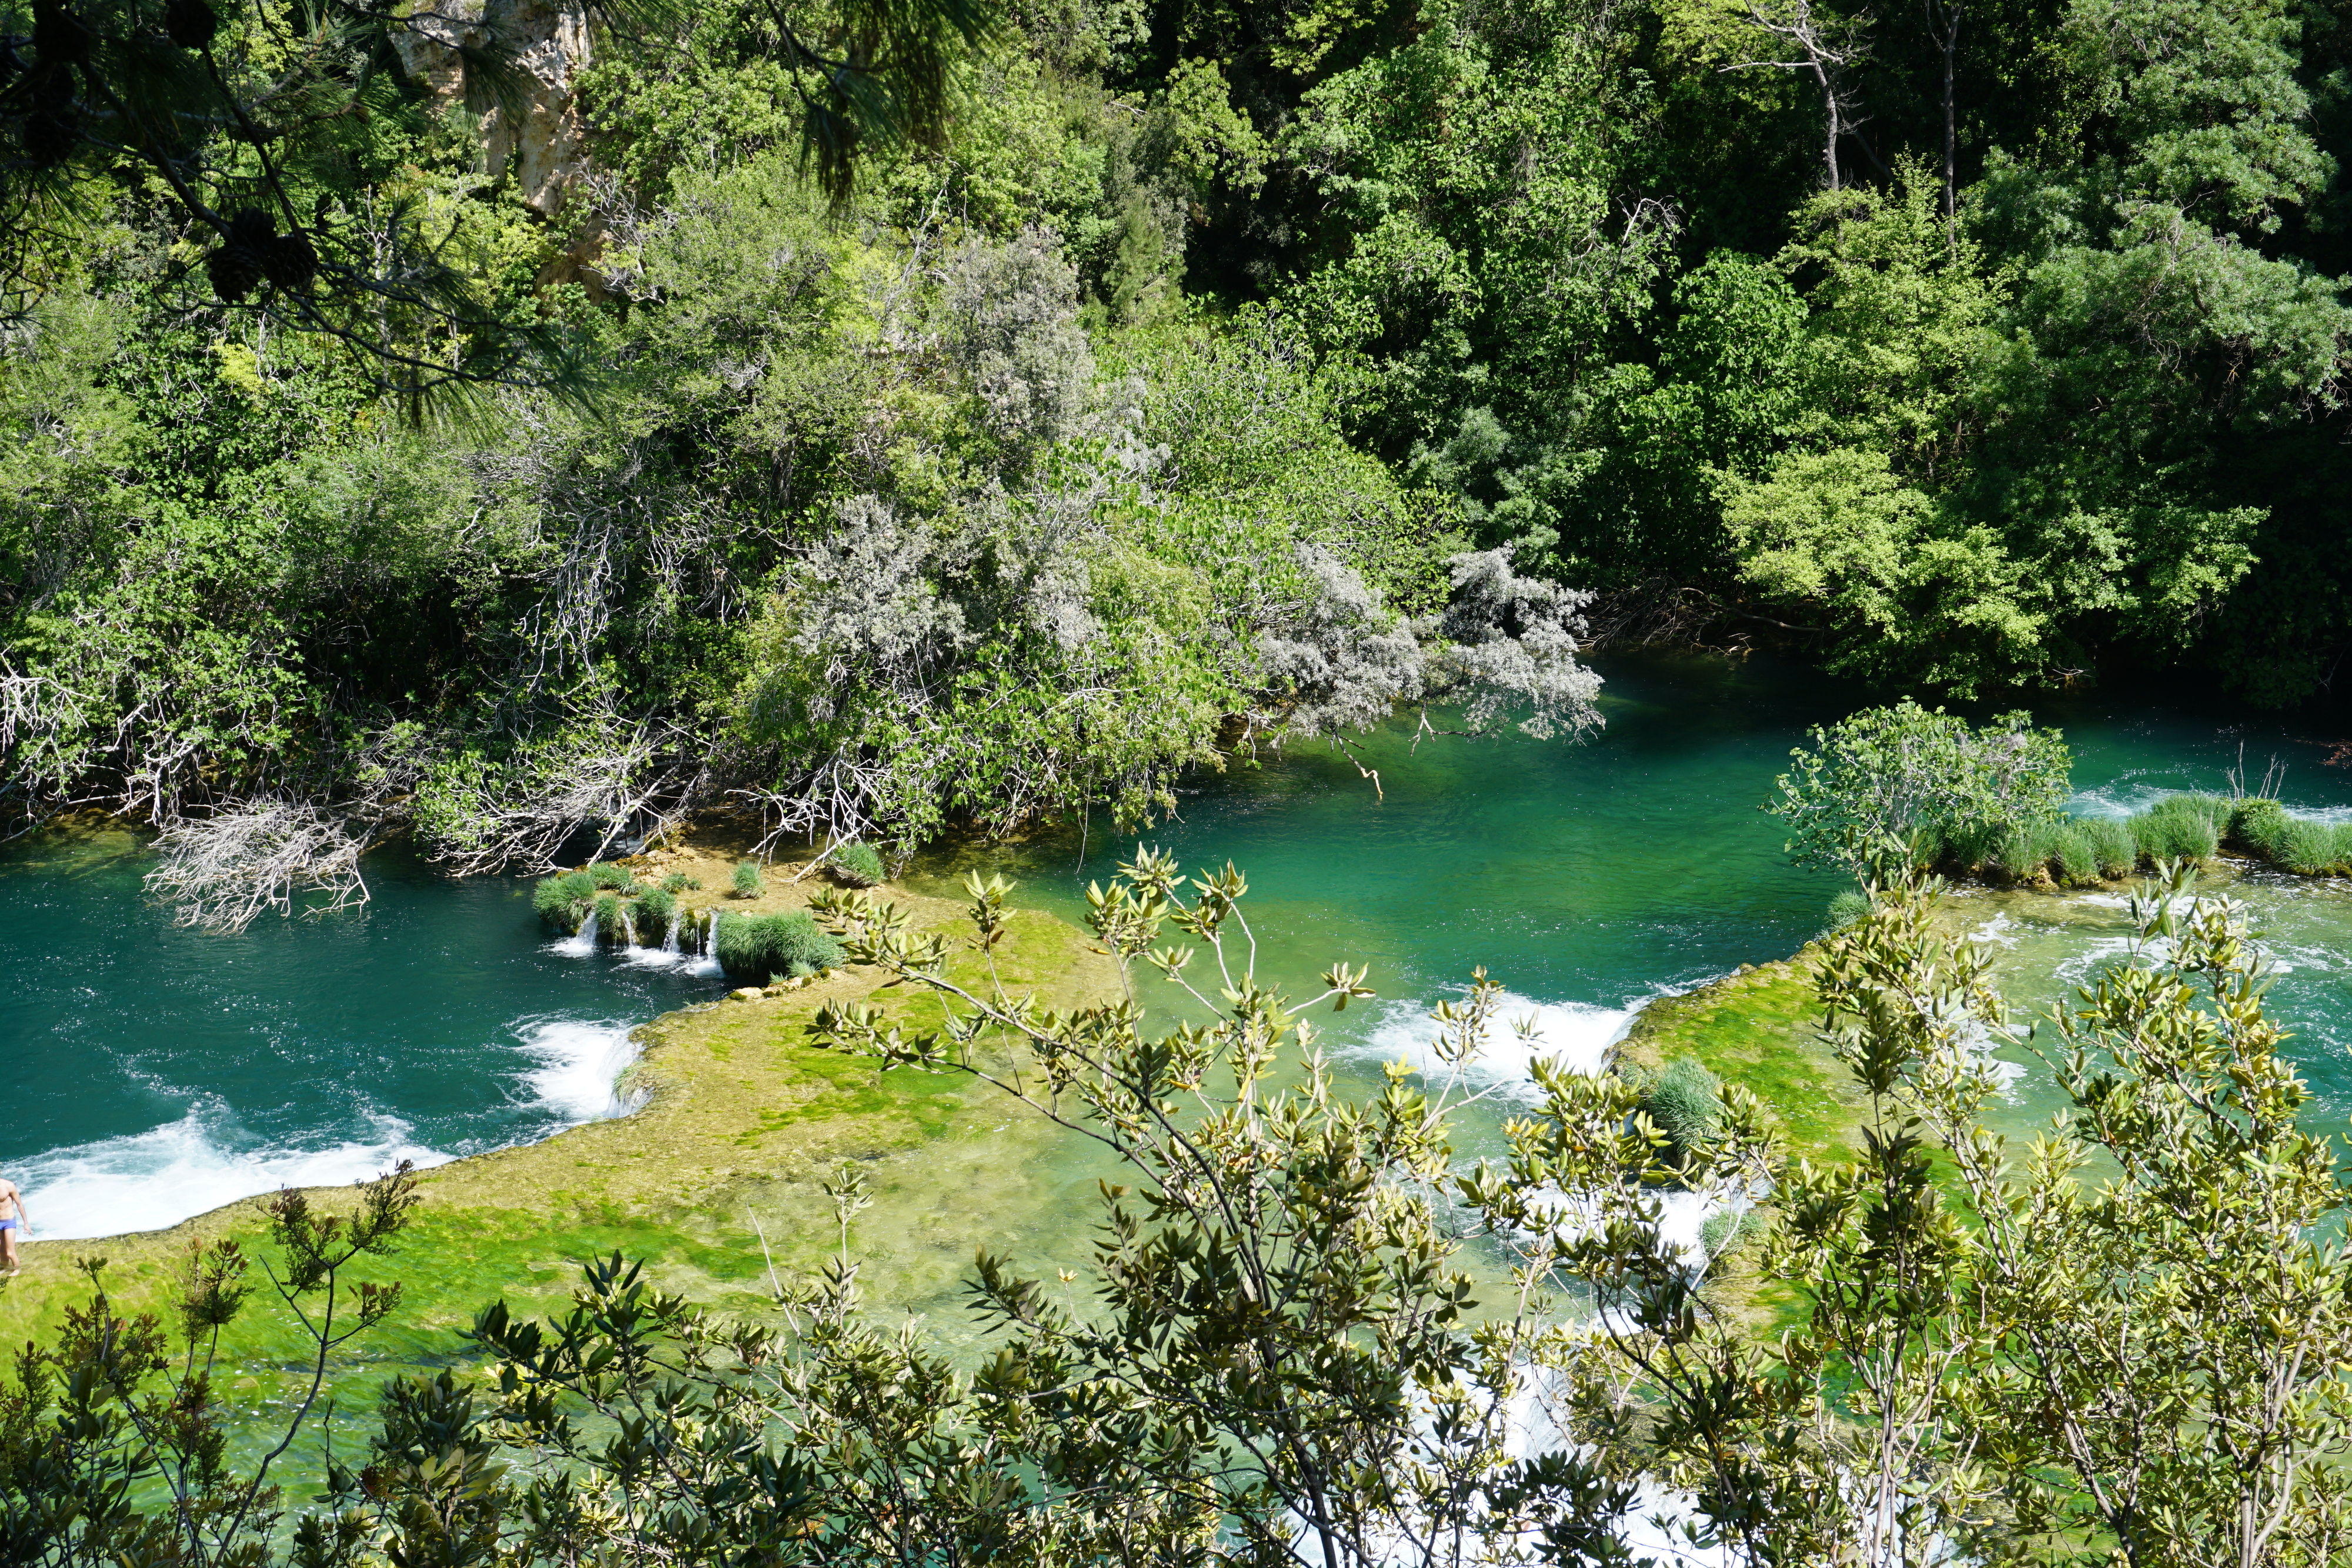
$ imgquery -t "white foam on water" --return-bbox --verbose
[513,1018,645,1121]
[13,1109,452,1242]
[2064,783,2179,820]
[1970,911,2023,947]
[548,910,599,957]
[1359,990,1644,1091]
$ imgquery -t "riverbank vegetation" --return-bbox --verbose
[11,0,2352,927]
[5,854,2347,1563]
[1778,700,2352,886]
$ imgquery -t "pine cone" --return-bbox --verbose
[205,242,262,302]
[32,2,91,66]
[22,110,76,168]
[163,0,216,51]
[259,228,316,291]
[206,210,279,300]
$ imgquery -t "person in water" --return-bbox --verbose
[0,1177,24,1273]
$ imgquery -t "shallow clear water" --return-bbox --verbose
[0,831,727,1239]
[12,651,2352,1248]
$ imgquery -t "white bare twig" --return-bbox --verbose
[144,801,375,934]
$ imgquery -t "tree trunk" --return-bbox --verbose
[1817,61,1842,189]
[1940,1,1962,233]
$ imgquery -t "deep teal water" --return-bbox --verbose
[11,650,2352,1246]
[0,840,727,1239]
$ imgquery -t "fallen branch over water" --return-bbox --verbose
[145,801,375,934]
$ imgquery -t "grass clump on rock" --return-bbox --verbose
[592,892,624,941]
[634,885,677,945]
[732,860,765,898]
[715,910,844,983]
[2080,816,2137,878]
[2129,794,2229,864]
[1637,1056,1722,1166]
[831,841,886,888]
[588,861,636,891]
[532,870,599,930]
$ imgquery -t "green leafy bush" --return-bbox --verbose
[1640,1057,1722,1165]
[831,841,886,888]
[1771,700,2071,877]
[589,862,635,890]
[2131,795,2229,864]
[732,861,765,898]
[532,871,599,929]
[635,887,678,944]
[714,910,844,982]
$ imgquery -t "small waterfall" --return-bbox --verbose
[663,910,681,955]
[684,908,723,978]
[552,909,598,958]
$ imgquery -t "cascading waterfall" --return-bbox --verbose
[543,897,722,977]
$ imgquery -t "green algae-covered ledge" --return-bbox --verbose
[1615,950,1865,1169]
[0,887,1122,1363]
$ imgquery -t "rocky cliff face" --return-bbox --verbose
[393,0,592,217]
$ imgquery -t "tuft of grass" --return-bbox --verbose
[2232,798,2294,860]
[1935,821,1999,875]
[1824,888,1870,932]
[2227,799,2351,875]
[731,860,765,898]
[587,862,634,890]
[2080,815,2137,878]
[2276,817,2345,875]
[592,892,623,941]
[715,910,846,982]
[831,841,886,888]
[532,871,598,930]
[659,871,690,895]
[1992,820,2060,884]
[1700,1206,1757,1266]
[2048,823,2093,886]
[2130,794,2228,864]
[634,886,677,944]
[1639,1056,1723,1165]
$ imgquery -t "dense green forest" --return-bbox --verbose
[4,0,2348,907]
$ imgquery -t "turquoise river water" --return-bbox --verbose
[9,651,2352,1249]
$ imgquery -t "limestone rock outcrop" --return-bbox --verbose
[392,0,592,216]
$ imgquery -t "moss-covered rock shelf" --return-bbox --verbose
[0,879,1121,1369]
[1615,951,1860,1169]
